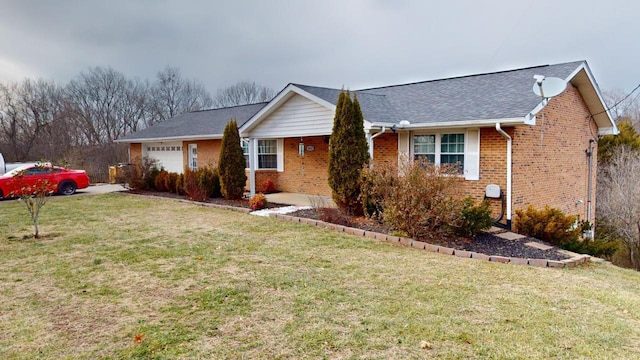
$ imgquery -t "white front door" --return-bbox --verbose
[188,144,197,170]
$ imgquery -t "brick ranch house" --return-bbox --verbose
[117,60,617,229]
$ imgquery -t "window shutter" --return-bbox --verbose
[464,129,480,180]
[277,138,284,172]
[397,131,410,164]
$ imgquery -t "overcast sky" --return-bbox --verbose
[1,0,638,98]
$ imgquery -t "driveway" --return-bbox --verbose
[77,183,127,196]
[0,183,126,204]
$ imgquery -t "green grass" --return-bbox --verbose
[1,193,639,359]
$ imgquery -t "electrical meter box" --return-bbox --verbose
[485,184,501,199]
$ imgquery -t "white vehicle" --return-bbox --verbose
[0,153,36,176]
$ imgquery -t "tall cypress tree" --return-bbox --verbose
[218,119,247,199]
[328,90,370,214]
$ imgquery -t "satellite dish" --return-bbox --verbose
[532,75,566,99]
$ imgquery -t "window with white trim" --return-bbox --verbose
[440,133,464,169]
[241,140,250,168]
[412,133,465,172]
[258,139,277,169]
[413,134,436,163]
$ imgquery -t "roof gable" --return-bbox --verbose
[246,93,336,138]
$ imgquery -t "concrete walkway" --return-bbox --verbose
[264,192,336,208]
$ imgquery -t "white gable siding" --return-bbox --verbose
[248,94,335,138]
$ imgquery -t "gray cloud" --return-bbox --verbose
[1,0,638,96]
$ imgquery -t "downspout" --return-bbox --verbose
[495,123,512,229]
[586,138,595,236]
[249,138,256,197]
[368,126,386,159]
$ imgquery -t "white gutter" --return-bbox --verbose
[396,117,526,130]
[367,126,386,159]
[495,123,513,229]
[114,134,223,143]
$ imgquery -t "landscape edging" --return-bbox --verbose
[269,213,591,269]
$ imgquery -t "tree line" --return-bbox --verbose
[0,66,275,178]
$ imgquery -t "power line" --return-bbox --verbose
[590,83,640,118]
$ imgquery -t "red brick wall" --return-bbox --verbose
[182,140,222,169]
[277,136,331,195]
[373,132,398,166]
[456,84,598,225]
[511,84,598,224]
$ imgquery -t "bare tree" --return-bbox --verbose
[0,79,61,161]
[597,146,640,269]
[149,66,213,125]
[213,81,276,108]
[603,89,640,130]
[65,67,149,145]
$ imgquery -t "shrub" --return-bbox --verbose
[182,167,209,202]
[198,165,221,198]
[164,172,179,194]
[176,173,185,195]
[154,170,169,192]
[567,218,622,260]
[262,178,276,193]
[514,205,581,247]
[364,158,464,241]
[181,166,221,201]
[360,162,397,219]
[249,193,267,210]
[117,156,161,191]
[563,237,620,259]
[457,197,493,238]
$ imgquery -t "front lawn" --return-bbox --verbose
[1,193,639,359]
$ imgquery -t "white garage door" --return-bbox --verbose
[142,142,184,173]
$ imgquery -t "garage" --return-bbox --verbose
[142,142,184,173]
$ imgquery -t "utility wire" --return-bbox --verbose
[590,83,640,118]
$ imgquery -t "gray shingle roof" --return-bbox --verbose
[118,102,267,141]
[296,61,584,124]
[122,61,591,142]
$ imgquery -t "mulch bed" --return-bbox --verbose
[129,190,569,261]
[287,208,569,261]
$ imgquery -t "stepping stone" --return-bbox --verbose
[524,242,553,251]
[495,232,526,240]
[485,226,505,234]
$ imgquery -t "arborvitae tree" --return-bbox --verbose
[328,90,370,214]
[218,119,247,199]
[598,120,640,164]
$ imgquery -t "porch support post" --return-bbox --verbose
[366,131,373,159]
[249,138,256,197]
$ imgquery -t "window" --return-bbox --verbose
[412,133,465,171]
[440,133,464,170]
[413,134,435,163]
[188,144,197,170]
[258,139,277,169]
[241,140,250,168]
